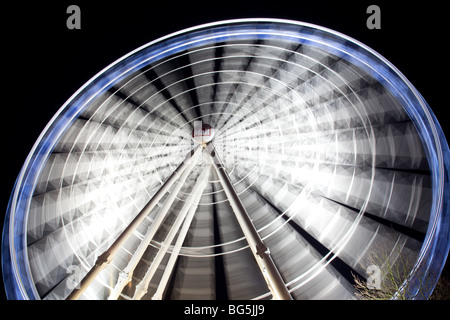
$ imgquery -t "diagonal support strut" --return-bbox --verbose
[206,143,292,300]
[66,146,202,300]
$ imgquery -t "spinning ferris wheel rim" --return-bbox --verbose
[2,18,449,300]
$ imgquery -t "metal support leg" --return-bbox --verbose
[206,143,292,300]
[107,150,201,300]
[66,147,201,300]
[152,165,211,300]
[133,162,211,300]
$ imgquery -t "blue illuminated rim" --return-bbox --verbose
[2,18,449,299]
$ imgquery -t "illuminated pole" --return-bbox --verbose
[107,150,201,300]
[151,164,211,300]
[66,146,201,300]
[133,164,211,300]
[206,143,292,300]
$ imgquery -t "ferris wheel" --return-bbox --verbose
[2,19,449,300]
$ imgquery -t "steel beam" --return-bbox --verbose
[66,146,201,300]
[211,177,229,300]
[133,162,211,300]
[152,165,211,300]
[205,143,292,300]
[107,150,201,299]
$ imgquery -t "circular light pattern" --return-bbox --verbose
[2,19,449,300]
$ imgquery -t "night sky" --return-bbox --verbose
[1,0,448,302]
